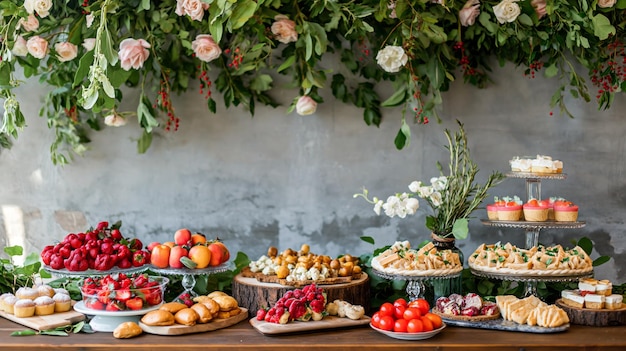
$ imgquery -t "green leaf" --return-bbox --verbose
[577,237,593,255]
[0,62,12,86]
[11,330,37,336]
[230,0,257,30]
[277,56,296,73]
[73,51,95,87]
[394,121,410,149]
[544,63,558,78]
[207,97,217,113]
[250,74,273,92]
[591,14,615,40]
[592,255,611,267]
[100,30,118,66]
[451,218,469,240]
[4,245,23,256]
[304,34,313,61]
[39,330,68,336]
[137,130,152,154]
[478,12,496,34]
[618,0,626,9]
[137,100,158,132]
[360,236,375,245]
[517,14,533,26]
[381,86,407,107]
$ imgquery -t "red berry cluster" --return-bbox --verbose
[224,47,244,69]
[81,0,90,14]
[356,39,371,63]
[591,40,626,104]
[524,60,544,79]
[81,273,164,311]
[40,221,150,272]
[64,105,78,123]
[454,41,478,77]
[256,284,326,324]
[198,68,212,99]
[155,80,179,132]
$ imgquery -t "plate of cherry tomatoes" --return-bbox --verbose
[370,297,445,340]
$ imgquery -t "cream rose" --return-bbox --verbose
[86,13,94,28]
[104,113,127,127]
[55,42,78,62]
[597,0,616,8]
[19,14,39,32]
[493,0,521,24]
[82,38,96,51]
[191,34,222,62]
[531,0,547,19]
[118,38,151,71]
[459,0,481,27]
[23,0,52,18]
[295,95,317,115]
[12,36,28,57]
[271,15,298,44]
[376,45,408,73]
[175,0,205,21]
[26,36,48,59]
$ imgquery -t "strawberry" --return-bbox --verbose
[115,288,132,302]
[256,309,267,321]
[85,298,106,310]
[125,297,144,311]
[106,300,124,311]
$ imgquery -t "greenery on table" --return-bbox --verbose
[0,245,51,294]
[1,1,625,163]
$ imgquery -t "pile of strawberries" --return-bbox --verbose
[256,284,326,324]
[40,221,150,271]
[81,273,164,311]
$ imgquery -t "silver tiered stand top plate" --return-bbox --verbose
[469,268,593,282]
[372,268,461,301]
[481,219,586,230]
[44,265,149,277]
[148,262,233,276]
[505,172,567,180]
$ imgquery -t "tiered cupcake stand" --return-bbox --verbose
[371,269,461,301]
[476,172,590,297]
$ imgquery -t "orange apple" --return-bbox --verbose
[207,242,229,266]
[191,233,207,245]
[150,244,171,268]
[163,241,175,248]
[188,245,211,269]
[147,241,161,252]
[174,228,192,246]
[169,245,189,269]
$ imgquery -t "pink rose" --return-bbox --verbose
[19,14,39,32]
[295,95,317,115]
[26,35,48,59]
[192,34,222,62]
[459,0,481,27]
[271,15,298,44]
[82,38,96,51]
[12,36,28,57]
[175,0,206,21]
[55,42,78,62]
[597,0,616,8]
[531,0,547,19]
[118,38,151,71]
[104,113,127,127]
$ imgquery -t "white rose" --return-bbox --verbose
[55,42,78,62]
[12,36,28,57]
[26,35,48,59]
[19,14,39,32]
[405,198,420,215]
[104,113,127,127]
[24,0,52,18]
[408,180,422,193]
[295,95,317,115]
[86,14,94,28]
[493,0,521,24]
[82,38,96,51]
[597,0,616,8]
[376,45,408,73]
[373,199,383,215]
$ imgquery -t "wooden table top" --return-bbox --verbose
[1,316,625,351]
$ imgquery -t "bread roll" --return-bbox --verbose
[141,310,175,326]
[190,303,213,323]
[207,291,228,299]
[113,321,143,339]
[159,301,187,314]
[175,308,199,326]
[212,295,238,311]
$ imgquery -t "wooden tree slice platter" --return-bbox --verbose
[556,299,626,326]
[249,315,371,335]
[232,272,370,314]
[0,308,85,331]
[139,308,248,335]
[240,267,360,286]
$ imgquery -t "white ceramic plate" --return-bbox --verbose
[370,323,446,340]
[73,300,161,316]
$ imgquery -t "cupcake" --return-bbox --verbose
[14,299,36,317]
[486,204,499,220]
[496,196,523,221]
[53,293,71,313]
[523,198,549,222]
[36,284,55,298]
[54,288,70,296]
[3,295,18,314]
[15,287,39,300]
[0,293,15,313]
[34,296,55,316]
[543,197,559,220]
[553,200,579,222]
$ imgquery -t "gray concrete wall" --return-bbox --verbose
[1,63,625,284]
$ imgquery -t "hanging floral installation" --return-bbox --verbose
[0,0,625,163]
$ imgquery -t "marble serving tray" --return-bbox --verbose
[441,317,569,333]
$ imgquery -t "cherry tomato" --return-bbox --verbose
[424,312,443,329]
[393,297,408,308]
[393,318,408,333]
[378,302,395,318]
[393,305,406,320]
[408,298,430,316]
[378,315,395,331]
[371,311,382,329]
[406,318,423,333]
[421,315,434,332]
[403,307,422,321]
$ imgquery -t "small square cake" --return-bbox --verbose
[595,280,612,296]
[584,294,605,309]
[578,279,597,294]
[605,294,623,310]
[561,290,585,309]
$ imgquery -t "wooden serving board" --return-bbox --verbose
[139,308,248,335]
[556,299,626,326]
[0,308,85,331]
[249,315,371,335]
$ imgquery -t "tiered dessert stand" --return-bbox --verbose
[44,265,151,332]
[477,172,590,297]
[150,263,232,302]
[372,269,461,302]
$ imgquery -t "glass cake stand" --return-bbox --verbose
[73,301,162,332]
[372,268,461,302]
[149,262,233,302]
[43,265,149,278]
